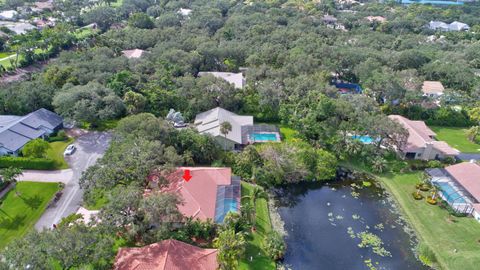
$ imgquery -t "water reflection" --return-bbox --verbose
[273,177,428,270]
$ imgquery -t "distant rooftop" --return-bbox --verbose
[198,71,245,89]
[422,81,444,95]
[122,49,145,59]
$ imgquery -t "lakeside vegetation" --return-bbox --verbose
[0,182,60,249]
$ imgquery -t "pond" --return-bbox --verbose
[272,175,429,270]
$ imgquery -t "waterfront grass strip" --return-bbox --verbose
[239,182,276,270]
[379,172,480,270]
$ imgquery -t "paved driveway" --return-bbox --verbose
[28,131,111,231]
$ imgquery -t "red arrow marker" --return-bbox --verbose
[182,169,192,182]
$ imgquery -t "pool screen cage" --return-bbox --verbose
[427,168,475,214]
[214,176,241,223]
[241,124,280,144]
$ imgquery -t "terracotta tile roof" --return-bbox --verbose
[422,81,444,95]
[388,115,459,155]
[114,239,218,270]
[445,162,480,202]
[152,167,233,221]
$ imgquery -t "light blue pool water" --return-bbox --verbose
[401,0,464,5]
[436,182,466,204]
[351,135,374,144]
[251,133,278,142]
[215,199,238,223]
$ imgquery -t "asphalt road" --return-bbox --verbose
[33,131,111,231]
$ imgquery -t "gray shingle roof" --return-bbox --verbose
[0,108,63,152]
[21,108,63,130]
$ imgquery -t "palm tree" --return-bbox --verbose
[1,167,23,196]
[242,186,267,229]
[220,121,232,151]
[371,157,387,173]
[241,201,255,225]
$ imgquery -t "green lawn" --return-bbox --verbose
[280,126,301,143]
[378,172,480,270]
[0,52,14,59]
[46,138,74,170]
[239,182,276,270]
[430,126,480,153]
[0,182,60,248]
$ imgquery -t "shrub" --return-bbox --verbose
[417,243,437,267]
[22,139,50,158]
[427,160,442,168]
[426,196,437,205]
[264,231,286,261]
[48,130,68,142]
[0,156,56,170]
[58,213,83,228]
[412,191,424,200]
[416,183,431,191]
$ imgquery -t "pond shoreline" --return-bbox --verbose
[272,167,428,270]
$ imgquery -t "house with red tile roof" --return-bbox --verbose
[114,239,218,270]
[427,161,480,222]
[388,115,459,160]
[148,167,241,223]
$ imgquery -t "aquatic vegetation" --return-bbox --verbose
[357,231,392,257]
[374,223,384,231]
[364,259,377,270]
[351,191,360,198]
[347,227,356,239]
[362,181,372,187]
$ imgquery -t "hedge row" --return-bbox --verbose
[47,136,68,143]
[0,156,56,170]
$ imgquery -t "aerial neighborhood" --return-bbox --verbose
[1,0,480,270]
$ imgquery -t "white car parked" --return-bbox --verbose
[64,144,76,156]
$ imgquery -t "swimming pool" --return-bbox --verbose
[436,182,466,204]
[351,135,374,144]
[215,198,238,223]
[250,133,279,142]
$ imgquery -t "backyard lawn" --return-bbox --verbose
[430,126,480,153]
[379,172,480,270]
[46,138,74,170]
[0,182,60,248]
[239,182,276,270]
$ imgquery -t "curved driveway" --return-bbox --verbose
[18,131,111,231]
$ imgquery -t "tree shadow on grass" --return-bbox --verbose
[0,208,12,218]
[19,194,43,210]
[0,214,26,230]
